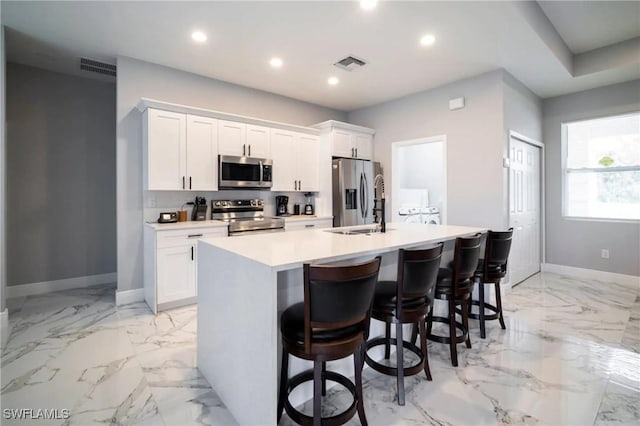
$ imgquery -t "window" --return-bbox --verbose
[563,112,640,221]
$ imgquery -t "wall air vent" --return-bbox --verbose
[333,55,367,72]
[79,57,117,77]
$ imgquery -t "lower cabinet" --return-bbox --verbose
[144,225,227,313]
[284,218,333,232]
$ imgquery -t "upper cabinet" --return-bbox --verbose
[270,129,320,192]
[144,108,218,191]
[312,120,375,160]
[218,120,270,158]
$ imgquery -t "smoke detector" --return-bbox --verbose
[333,55,367,72]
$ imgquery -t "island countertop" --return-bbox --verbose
[199,222,485,271]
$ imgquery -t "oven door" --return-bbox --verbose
[219,155,272,189]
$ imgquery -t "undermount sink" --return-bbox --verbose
[326,227,393,235]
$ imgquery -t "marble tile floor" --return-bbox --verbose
[1,271,638,426]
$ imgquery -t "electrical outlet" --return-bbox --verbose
[148,196,157,208]
[601,249,610,259]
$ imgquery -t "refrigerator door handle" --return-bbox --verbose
[359,173,365,219]
[363,172,369,219]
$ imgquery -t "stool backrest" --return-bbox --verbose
[304,257,381,349]
[452,234,482,294]
[483,228,513,279]
[397,244,444,313]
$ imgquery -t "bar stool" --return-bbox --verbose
[364,244,443,406]
[469,229,513,338]
[427,235,482,367]
[277,257,381,426]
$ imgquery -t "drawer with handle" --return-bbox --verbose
[157,228,227,248]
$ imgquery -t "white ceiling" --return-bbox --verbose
[2,1,639,111]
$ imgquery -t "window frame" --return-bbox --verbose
[561,111,640,223]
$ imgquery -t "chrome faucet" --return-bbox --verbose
[372,174,386,233]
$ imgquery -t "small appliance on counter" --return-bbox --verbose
[303,193,315,215]
[157,212,178,223]
[275,195,289,216]
[191,196,208,221]
[211,199,285,236]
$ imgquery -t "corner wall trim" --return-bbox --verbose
[541,263,639,287]
[115,288,145,306]
[6,272,117,299]
[1,309,10,349]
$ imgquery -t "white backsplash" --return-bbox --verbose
[143,190,326,223]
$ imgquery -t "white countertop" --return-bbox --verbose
[200,222,485,271]
[283,215,332,222]
[145,220,228,231]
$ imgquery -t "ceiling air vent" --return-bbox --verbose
[333,55,367,72]
[80,57,117,77]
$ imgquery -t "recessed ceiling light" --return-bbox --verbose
[191,31,207,43]
[269,57,283,68]
[420,34,436,47]
[328,76,339,86]
[360,0,377,10]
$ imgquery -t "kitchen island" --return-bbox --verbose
[196,222,485,425]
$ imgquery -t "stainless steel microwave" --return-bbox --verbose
[219,155,273,189]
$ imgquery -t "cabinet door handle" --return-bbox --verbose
[355,147,358,157]
[248,144,251,156]
[191,246,194,261]
[188,233,203,238]
[294,180,297,190]
[351,147,354,157]
[298,180,301,190]
[243,144,246,156]
[182,176,185,189]
[189,176,192,189]
[305,224,315,228]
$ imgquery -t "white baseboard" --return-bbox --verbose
[542,263,639,287]
[115,288,145,306]
[6,272,117,299]
[1,309,9,349]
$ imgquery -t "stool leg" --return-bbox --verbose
[321,361,327,396]
[410,323,418,346]
[418,317,432,381]
[384,322,391,360]
[313,360,322,426]
[495,282,506,329]
[462,299,472,349]
[354,343,368,426]
[479,281,486,339]
[427,306,434,336]
[395,322,405,406]
[448,298,458,367]
[277,348,289,422]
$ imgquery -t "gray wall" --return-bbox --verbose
[116,57,347,292]
[543,80,640,276]
[6,63,116,286]
[348,70,506,230]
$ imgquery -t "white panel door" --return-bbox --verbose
[186,115,218,191]
[353,133,373,160]
[218,120,246,156]
[296,133,320,192]
[246,124,270,158]
[270,129,296,191]
[332,130,353,158]
[157,245,196,304]
[146,109,186,190]
[509,137,541,285]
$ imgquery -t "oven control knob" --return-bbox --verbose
[258,200,264,206]
[250,200,257,206]
[222,201,228,206]
[214,201,221,207]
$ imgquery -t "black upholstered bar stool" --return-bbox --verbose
[427,235,482,367]
[364,244,443,406]
[469,228,513,338]
[277,257,381,426]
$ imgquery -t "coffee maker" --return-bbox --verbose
[275,196,289,216]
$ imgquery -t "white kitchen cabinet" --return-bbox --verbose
[218,120,270,158]
[312,121,375,161]
[270,129,320,192]
[144,224,228,313]
[144,109,187,190]
[144,109,218,191]
[284,217,333,231]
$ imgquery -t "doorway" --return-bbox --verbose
[508,132,543,286]
[391,136,447,225]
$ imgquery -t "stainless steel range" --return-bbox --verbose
[211,199,285,236]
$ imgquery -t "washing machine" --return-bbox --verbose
[421,207,441,225]
[398,206,422,223]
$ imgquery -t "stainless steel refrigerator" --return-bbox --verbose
[332,158,381,227]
